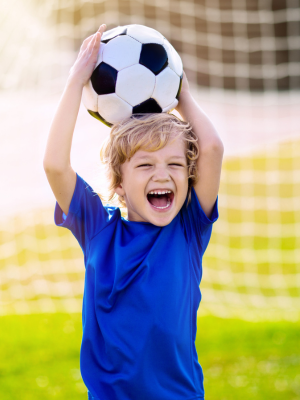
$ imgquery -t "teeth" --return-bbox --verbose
[148,190,172,195]
[152,200,171,209]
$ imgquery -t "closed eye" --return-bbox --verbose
[137,163,184,167]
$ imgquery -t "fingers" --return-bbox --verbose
[182,70,187,79]
[89,32,100,53]
[89,25,106,56]
[84,31,101,61]
[81,24,106,52]
[81,35,94,52]
[97,24,106,34]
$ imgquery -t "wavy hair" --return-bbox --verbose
[99,113,199,207]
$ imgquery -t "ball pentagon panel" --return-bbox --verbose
[91,62,118,95]
[101,26,128,43]
[127,24,164,45]
[103,35,142,71]
[133,98,162,114]
[163,39,183,77]
[152,67,180,109]
[139,43,168,75]
[116,64,156,106]
[97,93,132,125]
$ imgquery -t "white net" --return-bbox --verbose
[1,0,300,92]
[1,132,299,319]
[0,0,300,319]
[201,137,300,321]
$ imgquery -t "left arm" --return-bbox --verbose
[176,72,224,219]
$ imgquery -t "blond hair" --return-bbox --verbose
[99,113,199,208]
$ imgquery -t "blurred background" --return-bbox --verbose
[0,0,300,399]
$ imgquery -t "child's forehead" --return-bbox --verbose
[132,136,186,159]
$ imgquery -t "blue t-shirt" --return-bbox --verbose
[55,174,218,400]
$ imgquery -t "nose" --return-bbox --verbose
[152,165,170,182]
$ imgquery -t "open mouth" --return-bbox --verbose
[147,190,174,211]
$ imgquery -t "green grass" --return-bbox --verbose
[197,317,300,400]
[0,314,299,400]
[0,314,85,400]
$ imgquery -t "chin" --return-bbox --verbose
[150,213,175,227]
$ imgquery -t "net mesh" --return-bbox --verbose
[0,0,300,319]
[1,135,299,319]
[1,0,300,92]
[201,137,300,321]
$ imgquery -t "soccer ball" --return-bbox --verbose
[82,24,183,127]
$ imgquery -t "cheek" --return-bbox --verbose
[178,171,189,194]
[127,175,147,197]
[174,168,188,183]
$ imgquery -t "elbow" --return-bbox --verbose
[216,139,224,156]
[200,137,224,157]
[43,158,67,176]
[43,157,50,173]
[43,158,55,175]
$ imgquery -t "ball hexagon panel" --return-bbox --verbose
[97,93,132,124]
[127,24,164,45]
[95,42,106,69]
[152,67,180,109]
[139,43,168,75]
[103,35,142,71]
[91,62,118,95]
[162,99,178,113]
[101,26,128,43]
[87,110,112,127]
[116,64,156,106]
[82,79,98,112]
[133,98,162,114]
[163,39,183,77]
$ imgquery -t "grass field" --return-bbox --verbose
[0,313,299,400]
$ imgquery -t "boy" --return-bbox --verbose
[44,24,224,400]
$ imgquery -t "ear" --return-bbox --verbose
[115,184,125,197]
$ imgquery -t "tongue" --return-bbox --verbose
[148,194,168,207]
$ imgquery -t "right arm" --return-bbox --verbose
[43,24,106,215]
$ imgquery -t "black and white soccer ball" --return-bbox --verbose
[82,24,183,127]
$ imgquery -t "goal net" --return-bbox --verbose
[1,0,300,93]
[0,0,299,320]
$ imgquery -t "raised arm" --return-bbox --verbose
[43,24,106,215]
[176,72,224,219]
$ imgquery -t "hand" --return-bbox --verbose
[176,71,191,113]
[180,71,190,95]
[68,24,106,88]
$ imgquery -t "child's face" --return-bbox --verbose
[115,135,189,226]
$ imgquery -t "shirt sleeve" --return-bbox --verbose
[180,187,219,255]
[54,173,118,253]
